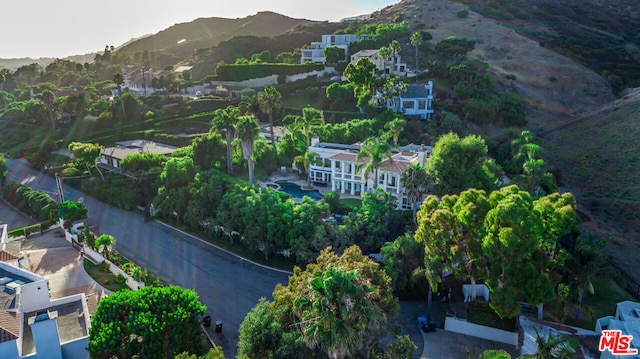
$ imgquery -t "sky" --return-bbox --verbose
[0,0,399,59]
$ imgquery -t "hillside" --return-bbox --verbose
[188,22,348,80]
[116,11,316,61]
[373,0,638,277]
[543,89,640,277]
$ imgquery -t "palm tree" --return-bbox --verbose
[40,89,56,130]
[389,40,401,73]
[235,116,261,186]
[410,32,424,73]
[257,86,282,148]
[294,150,321,184]
[294,265,384,359]
[384,116,407,148]
[295,106,324,148]
[95,234,116,261]
[113,71,126,121]
[378,46,391,76]
[356,136,393,192]
[519,330,577,359]
[211,106,239,175]
[400,163,430,221]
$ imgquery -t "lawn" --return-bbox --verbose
[339,198,362,208]
[83,259,128,292]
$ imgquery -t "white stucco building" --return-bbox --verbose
[596,301,640,358]
[0,262,91,359]
[300,34,363,64]
[306,137,430,209]
[388,82,435,120]
[350,49,408,76]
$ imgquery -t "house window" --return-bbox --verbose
[418,100,426,110]
[399,65,405,72]
[389,176,397,187]
[402,100,415,109]
[330,36,335,44]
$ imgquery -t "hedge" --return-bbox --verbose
[215,63,324,82]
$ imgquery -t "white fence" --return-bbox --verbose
[445,316,519,347]
[62,224,144,291]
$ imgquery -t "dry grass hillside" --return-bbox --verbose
[373,0,638,278]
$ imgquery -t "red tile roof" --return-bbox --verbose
[0,311,20,343]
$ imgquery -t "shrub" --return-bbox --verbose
[457,10,469,18]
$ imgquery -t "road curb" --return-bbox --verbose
[154,220,294,276]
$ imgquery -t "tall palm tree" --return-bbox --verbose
[519,330,577,359]
[96,234,116,261]
[40,89,56,130]
[211,106,239,175]
[235,116,261,186]
[400,163,430,221]
[384,117,407,148]
[257,86,282,148]
[410,32,424,73]
[389,40,401,73]
[113,71,126,120]
[294,265,384,359]
[356,136,393,192]
[295,106,324,148]
[294,150,321,184]
[378,46,391,76]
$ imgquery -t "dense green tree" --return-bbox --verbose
[235,116,261,185]
[343,58,377,109]
[89,286,207,359]
[435,36,476,57]
[174,347,225,359]
[323,46,346,66]
[400,163,430,221]
[0,153,7,184]
[381,233,427,298]
[120,152,167,174]
[258,85,282,148]
[57,201,88,222]
[153,157,198,222]
[39,89,56,130]
[519,330,578,359]
[288,197,330,263]
[95,234,115,260]
[68,142,102,171]
[265,246,398,359]
[242,188,293,260]
[325,82,356,110]
[373,335,417,359]
[211,106,239,175]
[190,133,227,171]
[426,132,500,196]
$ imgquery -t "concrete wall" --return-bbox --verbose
[210,75,279,89]
[445,316,518,346]
[18,281,50,313]
[60,337,90,359]
[0,340,19,359]
[462,284,490,302]
[285,67,337,82]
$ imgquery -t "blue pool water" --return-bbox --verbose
[277,181,323,201]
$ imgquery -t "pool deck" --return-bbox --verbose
[256,171,362,202]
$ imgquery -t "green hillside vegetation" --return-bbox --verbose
[188,21,348,80]
[117,11,315,62]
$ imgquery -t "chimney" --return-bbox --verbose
[418,145,428,167]
[28,310,63,359]
[311,136,320,147]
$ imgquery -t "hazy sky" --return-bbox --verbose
[1,0,399,59]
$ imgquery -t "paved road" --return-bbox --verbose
[6,158,290,357]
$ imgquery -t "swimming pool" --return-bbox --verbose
[276,181,323,201]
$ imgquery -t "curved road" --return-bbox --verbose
[6,158,290,357]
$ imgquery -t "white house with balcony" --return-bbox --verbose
[306,137,430,209]
[0,261,91,359]
[595,301,640,359]
[388,82,434,120]
[350,49,408,76]
[300,34,363,64]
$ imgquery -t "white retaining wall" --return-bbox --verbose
[445,316,519,347]
[63,227,144,290]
